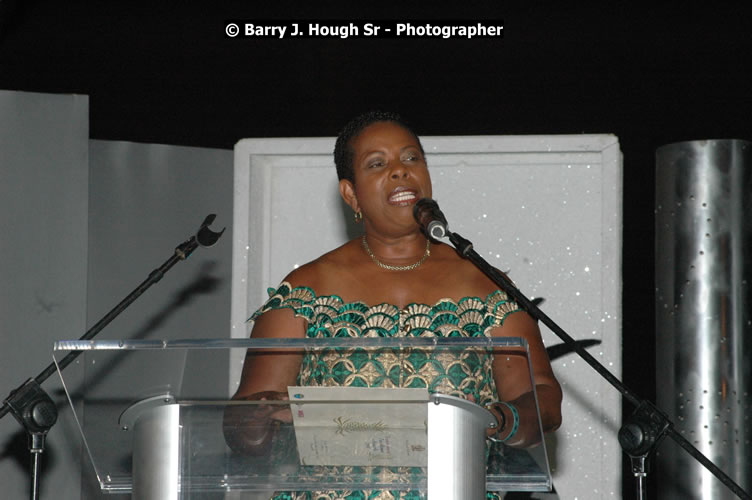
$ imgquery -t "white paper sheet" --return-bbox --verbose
[288,386,429,467]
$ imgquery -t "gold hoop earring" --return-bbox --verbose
[353,210,363,223]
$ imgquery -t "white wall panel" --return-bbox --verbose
[0,89,89,500]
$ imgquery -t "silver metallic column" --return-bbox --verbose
[655,139,752,499]
[132,404,180,500]
[427,394,497,499]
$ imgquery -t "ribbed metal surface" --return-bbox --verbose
[655,139,752,499]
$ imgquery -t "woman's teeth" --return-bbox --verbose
[389,191,416,203]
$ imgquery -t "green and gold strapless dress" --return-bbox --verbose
[249,282,521,500]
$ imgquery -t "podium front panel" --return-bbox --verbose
[54,337,552,497]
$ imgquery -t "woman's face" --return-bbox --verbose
[340,121,432,236]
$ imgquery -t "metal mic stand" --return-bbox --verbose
[442,229,750,500]
[1,214,225,500]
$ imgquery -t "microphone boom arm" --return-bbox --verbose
[1,214,225,405]
[0,213,224,500]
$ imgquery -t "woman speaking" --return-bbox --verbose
[226,111,563,499]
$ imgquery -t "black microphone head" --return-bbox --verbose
[413,198,443,223]
[413,198,448,240]
[413,198,436,221]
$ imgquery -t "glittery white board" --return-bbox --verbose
[231,135,623,498]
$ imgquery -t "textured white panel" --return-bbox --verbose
[232,134,623,498]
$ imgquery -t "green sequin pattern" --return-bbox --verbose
[249,282,520,500]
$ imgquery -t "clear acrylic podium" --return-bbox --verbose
[54,337,551,499]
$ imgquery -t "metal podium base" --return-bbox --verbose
[130,394,496,500]
[428,394,497,499]
[132,404,180,500]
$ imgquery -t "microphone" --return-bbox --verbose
[413,198,448,240]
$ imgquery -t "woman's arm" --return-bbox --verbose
[224,306,307,454]
[233,307,307,397]
[489,310,563,448]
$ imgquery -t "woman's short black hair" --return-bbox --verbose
[333,111,424,183]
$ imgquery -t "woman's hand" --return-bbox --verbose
[222,390,292,455]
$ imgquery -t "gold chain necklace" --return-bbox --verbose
[361,235,431,271]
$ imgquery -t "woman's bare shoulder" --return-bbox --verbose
[281,239,362,291]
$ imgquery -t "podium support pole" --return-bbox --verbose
[428,394,497,500]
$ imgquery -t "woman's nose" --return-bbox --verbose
[389,160,408,178]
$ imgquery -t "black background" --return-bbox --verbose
[2,2,751,497]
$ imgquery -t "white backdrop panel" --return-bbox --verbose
[232,134,622,498]
[0,90,88,500]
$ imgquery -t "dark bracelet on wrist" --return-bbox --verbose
[486,401,519,443]
[488,401,507,431]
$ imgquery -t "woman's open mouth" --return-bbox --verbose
[387,188,418,206]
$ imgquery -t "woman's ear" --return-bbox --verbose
[339,179,359,212]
